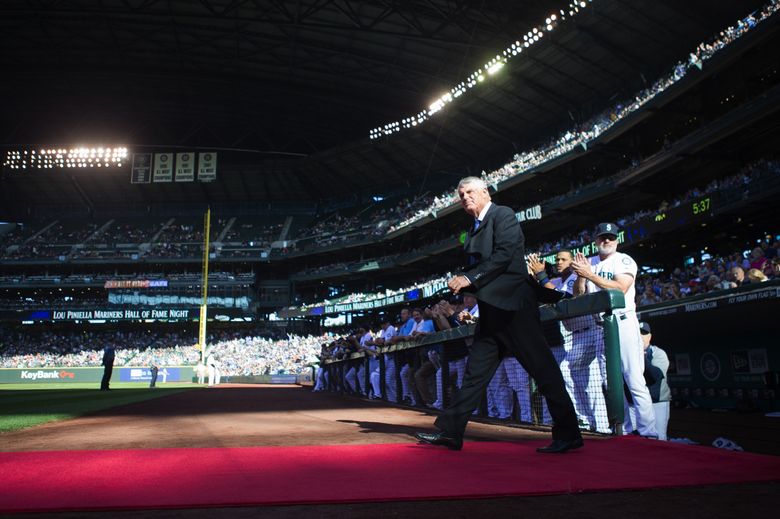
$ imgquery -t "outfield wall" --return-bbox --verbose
[0,366,194,384]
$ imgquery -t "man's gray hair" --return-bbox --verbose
[457,176,488,190]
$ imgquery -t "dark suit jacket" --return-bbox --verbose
[102,347,115,366]
[461,203,529,311]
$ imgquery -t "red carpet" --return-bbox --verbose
[1,437,779,513]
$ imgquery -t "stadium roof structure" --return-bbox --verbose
[0,0,769,206]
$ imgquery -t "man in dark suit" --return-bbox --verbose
[149,364,159,388]
[100,345,115,391]
[415,176,582,453]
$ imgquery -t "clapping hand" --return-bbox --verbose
[458,310,475,323]
[526,253,546,275]
[571,252,592,278]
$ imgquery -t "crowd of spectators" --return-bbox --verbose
[292,194,436,249]
[204,331,323,376]
[288,157,778,291]
[636,237,779,307]
[99,221,164,245]
[291,271,451,311]
[531,159,779,258]
[107,291,251,309]
[289,219,777,319]
[0,297,106,311]
[147,242,203,258]
[70,248,140,260]
[383,3,777,233]
[0,271,253,286]
[290,228,778,316]
[0,271,255,311]
[0,330,165,368]
[2,221,91,259]
[155,222,203,244]
[221,219,284,247]
[0,328,325,375]
[1,216,280,260]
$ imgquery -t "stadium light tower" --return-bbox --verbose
[2,146,128,170]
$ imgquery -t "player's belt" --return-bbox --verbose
[572,327,591,334]
[595,314,629,326]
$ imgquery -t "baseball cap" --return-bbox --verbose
[639,322,652,335]
[595,222,619,238]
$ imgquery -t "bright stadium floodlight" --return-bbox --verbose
[2,146,129,170]
[367,3,598,140]
[487,61,505,75]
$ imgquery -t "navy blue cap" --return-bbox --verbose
[595,222,619,238]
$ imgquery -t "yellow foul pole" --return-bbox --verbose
[199,207,211,362]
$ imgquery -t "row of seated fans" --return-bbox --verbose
[0,328,321,376]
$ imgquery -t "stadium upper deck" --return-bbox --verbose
[0,1,772,208]
[0,1,778,319]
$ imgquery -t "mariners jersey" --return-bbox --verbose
[552,273,594,331]
[359,331,373,346]
[378,326,395,342]
[586,251,638,313]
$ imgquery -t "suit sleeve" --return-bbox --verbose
[466,206,523,290]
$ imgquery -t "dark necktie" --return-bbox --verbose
[468,220,480,265]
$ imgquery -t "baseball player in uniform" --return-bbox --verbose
[207,353,220,387]
[572,222,657,438]
[639,322,671,440]
[196,360,207,385]
[357,327,376,395]
[530,251,610,433]
[366,321,394,398]
[345,327,373,394]
[488,355,533,421]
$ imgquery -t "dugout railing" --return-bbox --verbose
[320,289,626,435]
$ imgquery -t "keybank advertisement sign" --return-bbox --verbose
[0,367,100,383]
[119,367,183,382]
[1,366,194,383]
[20,369,77,381]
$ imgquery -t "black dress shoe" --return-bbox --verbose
[415,431,463,451]
[536,437,584,454]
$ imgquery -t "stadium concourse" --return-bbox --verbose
[1,0,780,517]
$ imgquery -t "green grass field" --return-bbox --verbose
[0,383,201,433]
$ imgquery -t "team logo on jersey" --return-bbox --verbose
[622,257,632,265]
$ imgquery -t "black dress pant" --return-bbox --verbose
[100,364,113,390]
[434,281,580,441]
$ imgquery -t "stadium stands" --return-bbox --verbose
[0,328,322,376]
[0,1,777,409]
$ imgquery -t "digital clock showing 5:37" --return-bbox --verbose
[692,197,711,215]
